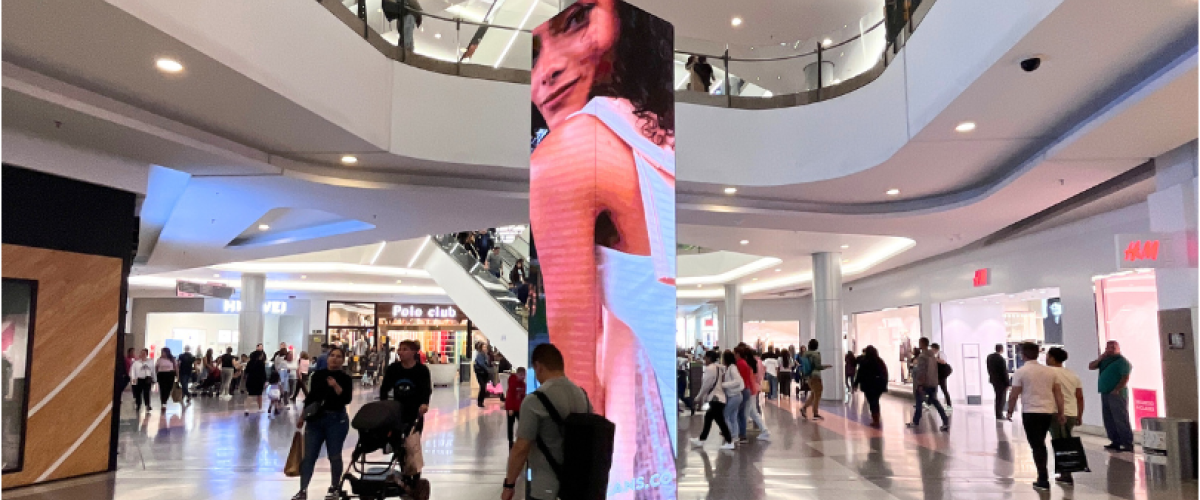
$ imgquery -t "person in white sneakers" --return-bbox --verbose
[719,350,745,450]
[689,351,733,450]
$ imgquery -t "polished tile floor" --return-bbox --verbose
[6,381,1195,500]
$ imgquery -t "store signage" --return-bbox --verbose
[1132,388,1158,431]
[222,300,288,314]
[972,269,990,287]
[176,280,234,299]
[495,225,526,244]
[1116,233,1192,269]
[392,304,458,319]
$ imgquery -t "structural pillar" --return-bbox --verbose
[237,273,266,355]
[811,252,845,401]
[722,284,743,350]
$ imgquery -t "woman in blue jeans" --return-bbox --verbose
[293,347,354,500]
[720,350,745,449]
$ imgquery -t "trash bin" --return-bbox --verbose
[1141,417,1198,481]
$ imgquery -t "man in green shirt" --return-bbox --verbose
[1089,340,1133,452]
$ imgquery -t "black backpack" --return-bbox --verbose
[533,391,615,500]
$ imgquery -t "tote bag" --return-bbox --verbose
[1052,437,1091,473]
[284,431,304,477]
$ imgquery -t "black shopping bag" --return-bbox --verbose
[1052,437,1091,473]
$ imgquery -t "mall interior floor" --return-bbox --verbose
[5,380,1193,500]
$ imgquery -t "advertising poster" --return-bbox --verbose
[530,0,677,498]
[1132,388,1159,430]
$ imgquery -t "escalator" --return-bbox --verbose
[422,233,530,367]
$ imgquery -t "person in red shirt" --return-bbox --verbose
[734,345,771,442]
[505,367,527,448]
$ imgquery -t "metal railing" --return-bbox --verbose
[430,234,527,327]
[320,0,935,108]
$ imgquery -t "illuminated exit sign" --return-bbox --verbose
[1116,233,1193,269]
[973,269,990,287]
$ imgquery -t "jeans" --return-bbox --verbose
[178,371,193,399]
[764,374,778,400]
[220,367,234,396]
[1101,392,1134,448]
[277,369,289,397]
[1022,413,1054,482]
[740,388,768,437]
[507,410,520,447]
[475,369,490,406]
[912,386,948,425]
[300,411,350,492]
[402,15,416,51]
[156,372,176,406]
[992,383,1009,418]
[723,393,743,438]
[699,400,731,443]
[133,377,153,409]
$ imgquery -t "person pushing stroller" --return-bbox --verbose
[379,340,432,491]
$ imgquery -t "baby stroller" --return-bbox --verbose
[332,400,431,500]
[195,366,222,397]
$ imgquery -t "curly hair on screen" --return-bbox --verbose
[590,2,675,146]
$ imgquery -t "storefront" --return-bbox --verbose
[743,321,800,353]
[1094,270,1165,429]
[143,298,309,359]
[325,301,470,370]
[849,305,922,386]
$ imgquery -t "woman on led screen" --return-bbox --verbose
[530,0,676,498]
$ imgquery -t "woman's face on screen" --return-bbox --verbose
[532,0,618,129]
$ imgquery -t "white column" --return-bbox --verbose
[238,273,266,355]
[722,284,743,350]
[812,252,845,401]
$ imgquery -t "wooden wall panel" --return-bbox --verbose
[2,244,121,488]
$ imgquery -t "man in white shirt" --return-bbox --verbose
[1006,342,1065,491]
[1046,347,1084,485]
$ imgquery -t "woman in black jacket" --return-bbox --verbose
[293,347,354,500]
[854,345,890,427]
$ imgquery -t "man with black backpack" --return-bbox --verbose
[502,343,614,500]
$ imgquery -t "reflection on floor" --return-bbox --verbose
[4,381,1195,500]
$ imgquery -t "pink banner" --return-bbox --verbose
[1132,388,1158,431]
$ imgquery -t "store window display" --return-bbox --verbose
[849,306,921,386]
[1094,271,1164,429]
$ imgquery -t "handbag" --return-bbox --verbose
[303,402,325,422]
[170,383,183,403]
[284,431,304,477]
[487,381,504,395]
[1052,437,1091,473]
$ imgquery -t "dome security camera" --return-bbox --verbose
[1020,57,1042,72]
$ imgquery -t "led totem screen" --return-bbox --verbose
[530,1,676,498]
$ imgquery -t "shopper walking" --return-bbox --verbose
[378,340,432,490]
[244,348,268,416]
[1047,347,1084,485]
[292,347,354,500]
[907,338,950,431]
[931,343,953,407]
[177,346,195,403]
[735,347,770,441]
[294,351,311,404]
[854,346,889,427]
[844,349,857,395]
[504,367,526,448]
[155,347,178,411]
[1006,342,1065,491]
[689,350,734,450]
[799,339,831,420]
[474,342,491,408]
[762,353,779,401]
[987,344,1010,420]
[273,347,291,402]
[219,347,236,398]
[130,348,155,413]
[720,350,745,448]
[1089,340,1134,452]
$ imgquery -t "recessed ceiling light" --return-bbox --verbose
[886,188,900,196]
[341,155,358,164]
[775,268,782,272]
[213,274,220,278]
[740,240,749,245]
[832,79,842,84]
[395,279,403,284]
[155,58,183,73]
[752,278,758,281]
[842,259,850,264]
[301,275,307,279]
[841,244,850,249]
[258,224,270,231]
[731,17,743,26]
[822,38,833,47]
[724,187,737,195]
[955,121,977,133]
[434,33,442,39]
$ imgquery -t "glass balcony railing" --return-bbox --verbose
[323,0,935,107]
[430,234,527,327]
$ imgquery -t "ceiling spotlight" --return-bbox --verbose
[841,244,850,249]
[341,155,358,164]
[258,224,270,231]
[301,275,308,279]
[752,278,759,281]
[155,58,183,73]
[731,17,743,26]
[395,279,403,284]
[740,240,749,245]
[724,187,737,195]
[434,33,442,39]
[822,38,833,47]
[955,121,977,133]
[885,188,900,196]
[213,274,220,278]
[775,268,782,272]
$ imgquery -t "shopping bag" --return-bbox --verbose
[487,381,504,395]
[170,383,182,403]
[284,431,304,477]
[1052,437,1091,473]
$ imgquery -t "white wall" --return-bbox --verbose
[840,202,1152,426]
[937,302,1007,403]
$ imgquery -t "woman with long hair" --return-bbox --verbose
[155,347,177,411]
[855,345,890,427]
[530,0,676,496]
[292,347,353,500]
[688,350,734,450]
[719,350,744,448]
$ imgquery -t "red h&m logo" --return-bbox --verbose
[1124,240,1160,262]
[973,269,990,287]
